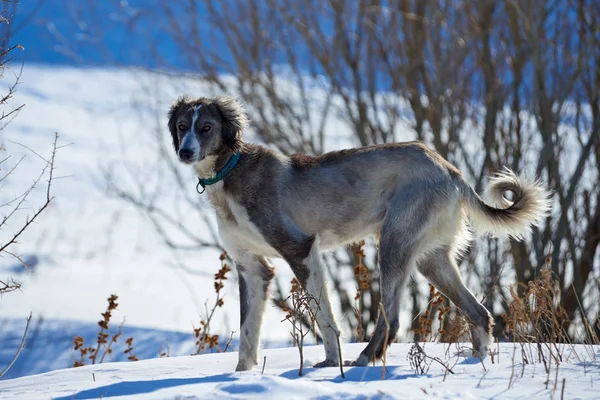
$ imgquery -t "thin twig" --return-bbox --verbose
[0,133,58,253]
[0,278,21,294]
[378,302,390,380]
[508,343,516,390]
[0,154,24,185]
[332,325,345,379]
[223,331,235,352]
[0,312,32,378]
[417,341,455,375]
[477,371,487,388]
[99,320,124,364]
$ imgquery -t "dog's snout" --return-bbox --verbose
[178,148,194,161]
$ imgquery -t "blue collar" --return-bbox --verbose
[196,153,241,194]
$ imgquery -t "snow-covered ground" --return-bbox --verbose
[1,65,598,398]
[1,343,599,399]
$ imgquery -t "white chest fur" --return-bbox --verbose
[211,190,280,258]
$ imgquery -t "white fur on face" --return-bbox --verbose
[188,105,221,178]
[180,131,200,160]
[191,105,202,130]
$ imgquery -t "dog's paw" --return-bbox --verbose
[470,326,492,359]
[313,358,339,368]
[235,363,252,372]
[348,354,370,367]
[472,347,489,359]
[235,358,257,371]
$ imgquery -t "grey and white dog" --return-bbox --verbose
[168,95,551,371]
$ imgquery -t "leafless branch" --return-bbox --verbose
[0,312,32,378]
[0,133,58,254]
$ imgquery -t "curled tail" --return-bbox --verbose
[461,168,552,240]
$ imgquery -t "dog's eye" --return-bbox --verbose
[177,123,186,131]
[201,125,211,132]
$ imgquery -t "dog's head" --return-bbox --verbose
[167,95,248,164]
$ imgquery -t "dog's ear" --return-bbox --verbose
[167,96,188,152]
[213,96,248,153]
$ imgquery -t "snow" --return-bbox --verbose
[1,65,598,398]
[1,343,598,399]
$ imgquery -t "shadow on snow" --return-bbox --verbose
[279,365,425,382]
[54,365,427,399]
[52,375,238,400]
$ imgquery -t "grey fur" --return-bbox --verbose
[237,272,248,327]
[168,95,552,370]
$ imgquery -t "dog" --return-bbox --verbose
[167,95,551,371]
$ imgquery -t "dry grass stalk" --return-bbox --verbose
[503,269,569,346]
[280,277,317,376]
[409,265,598,391]
[124,337,139,361]
[415,267,598,358]
[333,326,345,378]
[91,294,119,364]
[378,302,390,380]
[99,321,124,364]
[193,252,231,355]
[500,267,599,386]
[0,312,32,378]
[73,294,134,367]
[352,241,368,342]
[222,331,235,353]
[414,284,471,347]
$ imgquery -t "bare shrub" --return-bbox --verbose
[73,294,130,367]
[73,252,235,368]
[192,252,233,355]
[0,1,59,378]
[412,263,598,390]
[352,241,369,342]
[124,337,139,362]
[280,278,317,376]
[407,341,455,377]
[502,267,599,368]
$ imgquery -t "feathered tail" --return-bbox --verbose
[460,168,552,240]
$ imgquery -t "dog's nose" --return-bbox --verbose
[178,148,194,161]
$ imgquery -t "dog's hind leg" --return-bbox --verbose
[417,247,493,358]
[234,252,275,371]
[353,235,415,366]
[354,191,429,366]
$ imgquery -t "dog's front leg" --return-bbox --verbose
[233,252,275,371]
[283,237,341,368]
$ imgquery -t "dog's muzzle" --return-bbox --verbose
[179,131,200,163]
[178,148,195,162]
